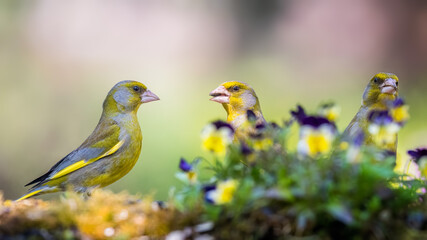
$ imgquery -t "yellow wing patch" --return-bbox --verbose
[16,189,43,201]
[51,160,87,180]
[50,140,125,180]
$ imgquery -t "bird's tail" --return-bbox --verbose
[15,186,57,201]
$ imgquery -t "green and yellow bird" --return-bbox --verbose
[17,81,159,201]
[209,81,266,140]
[343,72,399,152]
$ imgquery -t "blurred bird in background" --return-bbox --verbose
[209,81,266,141]
[17,81,160,201]
[343,73,399,153]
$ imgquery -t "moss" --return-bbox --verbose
[0,190,179,239]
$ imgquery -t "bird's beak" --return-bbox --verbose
[380,78,398,94]
[209,85,230,104]
[141,90,160,103]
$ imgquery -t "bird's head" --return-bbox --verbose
[209,81,261,116]
[103,80,160,114]
[362,73,398,106]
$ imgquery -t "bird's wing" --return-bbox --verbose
[26,122,124,186]
[343,119,359,139]
[343,109,366,142]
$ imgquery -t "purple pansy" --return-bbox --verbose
[203,185,217,204]
[291,105,334,129]
[408,148,427,163]
[255,123,266,130]
[392,98,405,107]
[241,143,253,156]
[301,116,332,128]
[291,105,307,123]
[368,110,393,125]
[179,158,192,172]
[212,120,235,133]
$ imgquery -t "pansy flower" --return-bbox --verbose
[291,105,307,124]
[240,143,253,156]
[392,150,424,193]
[298,123,336,158]
[395,154,421,179]
[367,110,400,147]
[249,128,273,151]
[204,179,238,205]
[240,143,256,164]
[201,121,234,156]
[389,98,410,124]
[179,158,192,172]
[252,138,273,151]
[408,148,427,177]
[178,158,197,184]
[318,103,341,122]
[292,106,337,158]
[243,112,274,151]
[203,185,217,204]
[408,148,427,163]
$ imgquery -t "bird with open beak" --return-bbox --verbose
[209,81,266,141]
[343,72,399,153]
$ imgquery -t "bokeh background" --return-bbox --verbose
[1,0,427,200]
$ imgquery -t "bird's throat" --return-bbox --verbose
[363,93,396,107]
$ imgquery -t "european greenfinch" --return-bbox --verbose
[209,81,266,140]
[343,72,399,152]
[17,81,159,201]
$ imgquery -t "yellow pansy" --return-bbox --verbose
[206,179,238,205]
[298,125,335,158]
[201,122,234,156]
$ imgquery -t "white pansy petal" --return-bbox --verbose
[201,124,216,139]
[368,124,380,134]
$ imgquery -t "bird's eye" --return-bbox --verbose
[133,86,140,92]
[233,86,239,91]
[373,78,378,83]
[396,82,398,86]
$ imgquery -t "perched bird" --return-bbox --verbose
[343,72,399,152]
[17,81,159,201]
[209,81,266,140]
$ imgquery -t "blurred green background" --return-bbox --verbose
[1,0,427,200]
